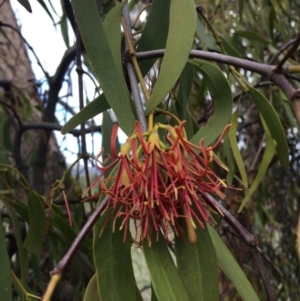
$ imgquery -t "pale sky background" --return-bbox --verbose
[10,0,113,163]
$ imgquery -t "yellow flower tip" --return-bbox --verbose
[120,169,132,187]
[186,218,197,244]
[120,138,133,156]
[148,128,160,146]
[166,124,177,139]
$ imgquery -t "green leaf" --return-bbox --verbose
[248,85,289,167]
[228,107,248,188]
[207,225,260,301]
[143,235,190,301]
[102,111,120,175]
[103,0,127,76]
[60,13,69,48]
[93,208,137,301]
[137,0,170,76]
[6,206,27,283]
[223,133,235,186]
[83,274,100,301]
[51,206,91,254]
[145,0,196,114]
[238,0,244,22]
[23,97,32,121]
[151,284,159,301]
[219,36,242,58]
[175,223,219,301]
[239,117,276,212]
[195,18,216,50]
[37,0,54,22]
[72,0,136,136]
[61,94,110,134]
[189,60,233,147]
[234,31,269,45]
[3,118,13,151]
[176,64,195,139]
[23,191,46,254]
[17,0,32,13]
[268,7,276,44]
[281,98,299,129]
[0,214,12,301]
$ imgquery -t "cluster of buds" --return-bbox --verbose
[89,118,230,245]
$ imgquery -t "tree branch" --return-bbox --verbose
[201,191,276,301]
[42,195,110,301]
[136,49,300,127]
[32,45,77,194]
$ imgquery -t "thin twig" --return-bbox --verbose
[42,195,110,301]
[122,3,148,131]
[136,49,274,75]
[251,248,276,301]
[268,37,299,65]
[75,25,93,211]
[201,191,256,244]
[275,33,300,72]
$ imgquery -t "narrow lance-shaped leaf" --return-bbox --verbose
[248,85,288,167]
[62,0,128,135]
[93,207,137,301]
[234,31,269,44]
[143,234,190,301]
[17,0,32,13]
[223,133,235,186]
[175,222,219,301]
[137,0,170,76]
[71,0,136,136]
[6,206,27,283]
[102,110,120,177]
[229,107,248,188]
[102,0,127,76]
[23,191,47,254]
[61,94,110,134]
[0,214,12,301]
[189,60,233,146]
[176,64,195,139]
[239,117,276,212]
[83,274,100,301]
[145,0,196,114]
[207,225,260,301]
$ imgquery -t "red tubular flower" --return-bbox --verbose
[89,120,230,244]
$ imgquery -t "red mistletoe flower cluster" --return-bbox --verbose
[91,119,230,244]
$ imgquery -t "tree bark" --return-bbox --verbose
[0,0,66,198]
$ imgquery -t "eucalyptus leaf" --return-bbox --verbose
[0,214,12,301]
[175,222,219,301]
[229,107,248,188]
[61,94,110,134]
[207,225,260,301]
[72,0,136,136]
[239,117,276,212]
[189,60,233,147]
[248,85,288,167]
[145,0,196,114]
[234,30,269,44]
[93,208,137,301]
[23,191,46,254]
[17,0,32,13]
[137,0,170,76]
[83,274,100,301]
[143,234,190,301]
